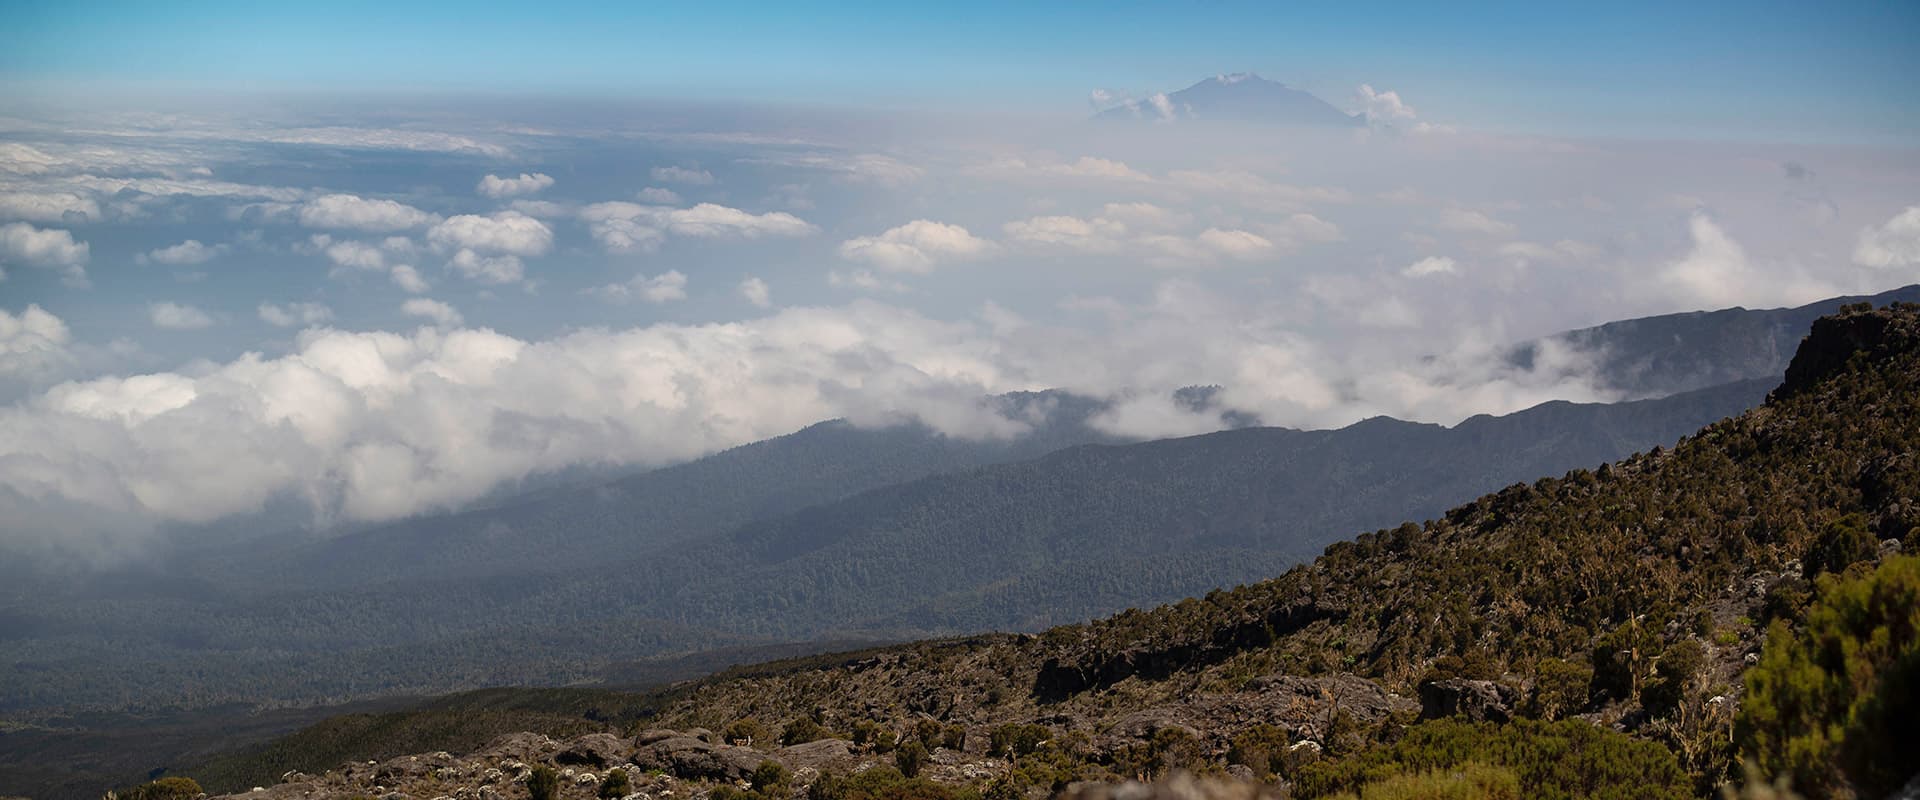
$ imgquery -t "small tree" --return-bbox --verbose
[895,739,928,778]
[1530,658,1593,721]
[725,718,770,746]
[127,778,202,800]
[526,766,561,800]
[781,716,827,746]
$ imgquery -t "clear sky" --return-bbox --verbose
[5,0,1918,141]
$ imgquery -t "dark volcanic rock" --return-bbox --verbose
[1418,679,1520,723]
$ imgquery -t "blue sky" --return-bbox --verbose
[5,0,1917,141]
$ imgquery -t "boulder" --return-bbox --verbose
[774,738,852,771]
[558,733,632,768]
[1418,679,1519,723]
[632,736,765,781]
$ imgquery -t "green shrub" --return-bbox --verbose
[751,761,790,794]
[941,723,966,751]
[525,766,560,800]
[1642,639,1706,719]
[125,778,203,800]
[1801,513,1878,579]
[807,767,964,800]
[725,718,770,746]
[1530,658,1592,721]
[895,738,928,778]
[1737,553,1920,798]
[1291,718,1690,800]
[598,768,631,799]
[1323,762,1522,800]
[781,716,828,746]
[987,723,1050,758]
[1226,723,1291,779]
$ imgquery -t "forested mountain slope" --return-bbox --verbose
[173,304,1920,800]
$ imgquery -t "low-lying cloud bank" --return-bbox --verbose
[0,288,1624,556]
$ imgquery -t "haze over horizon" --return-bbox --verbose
[3,0,1919,558]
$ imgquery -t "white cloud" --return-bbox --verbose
[1434,208,1516,236]
[578,202,815,253]
[590,270,688,304]
[0,222,89,286]
[428,211,552,256]
[447,250,525,285]
[739,276,771,308]
[747,153,924,186]
[970,156,1151,183]
[838,220,994,273]
[0,304,72,382]
[476,172,555,199]
[636,187,682,205]
[299,194,437,232]
[828,269,909,293]
[1355,84,1418,123]
[1403,256,1459,277]
[1003,215,1130,254]
[389,264,430,293]
[1852,206,1920,269]
[651,166,715,185]
[258,302,334,328]
[1658,213,1837,310]
[1005,214,1277,267]
[149,302,214,330]
[427,211,551,285]
[401,298,463,327]
[143,239,224,266]
[0,191,102,223]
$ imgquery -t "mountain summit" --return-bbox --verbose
[1095,73,1365,126]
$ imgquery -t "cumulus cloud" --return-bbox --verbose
[838,220,994,273]
[828,269,909,293]
[1354,84,1454,134]
[1403,256,1458,277]
[476,172,555,199]
[427,211,552,257]
[389,264,430,293]
[579,202,815,253]
[0,304,72,383]
[651,166,715,185]
[447,250,525,285]
[401,298,463,327]
[299,194,438,232]
[142,239,224,266]
[258,302,334,328]
[0,222,90,286]
[590,270,689,304]
[1658,213,1837,309]
[739,276,771,308]
[149,302,215,330]
[1852,206,1920,269]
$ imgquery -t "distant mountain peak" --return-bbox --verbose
[1095,73,1363,126]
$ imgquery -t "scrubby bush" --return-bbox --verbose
[1292,718,1690,800]
[751,761,790,794]
[1642,639,1706,719]
[598,768,631,799]
[895,739,928,778]
[1323,762,1522,800]
[1737,553,1920,798]
[781,716,828,746]
[125,778,203,800]
[725,718,770,746]
[987,723,1050,758]
[1529,658,1592,721]
[525,766,560,800]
